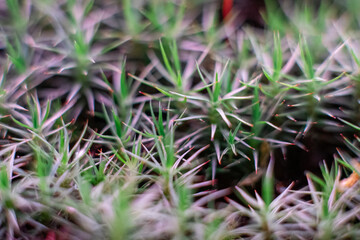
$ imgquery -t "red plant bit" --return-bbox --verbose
[138,91,149,97]
[340,133,346,140]
[45,231,56,240]
[97,148,103,156]
[339,160,360,192]
[88,110,95,117]
[222,0,233,20]
[339,172,359,191]
[287,116,297,122]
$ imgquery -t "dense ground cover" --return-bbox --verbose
[1,0,360,239]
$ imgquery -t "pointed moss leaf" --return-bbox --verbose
[159,39,177,84]
[262,160,274,208]
[120,60,128,98]
[0,166,9,190]
[300,36,315,79]
[84,0,94,16]
[112,109,123,138]
[11,116,35,131]
[273,31,282,81]
[213,73,221,102]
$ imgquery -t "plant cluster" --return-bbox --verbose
[1,0,360,239]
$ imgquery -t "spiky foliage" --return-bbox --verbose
[1,0,360,239]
